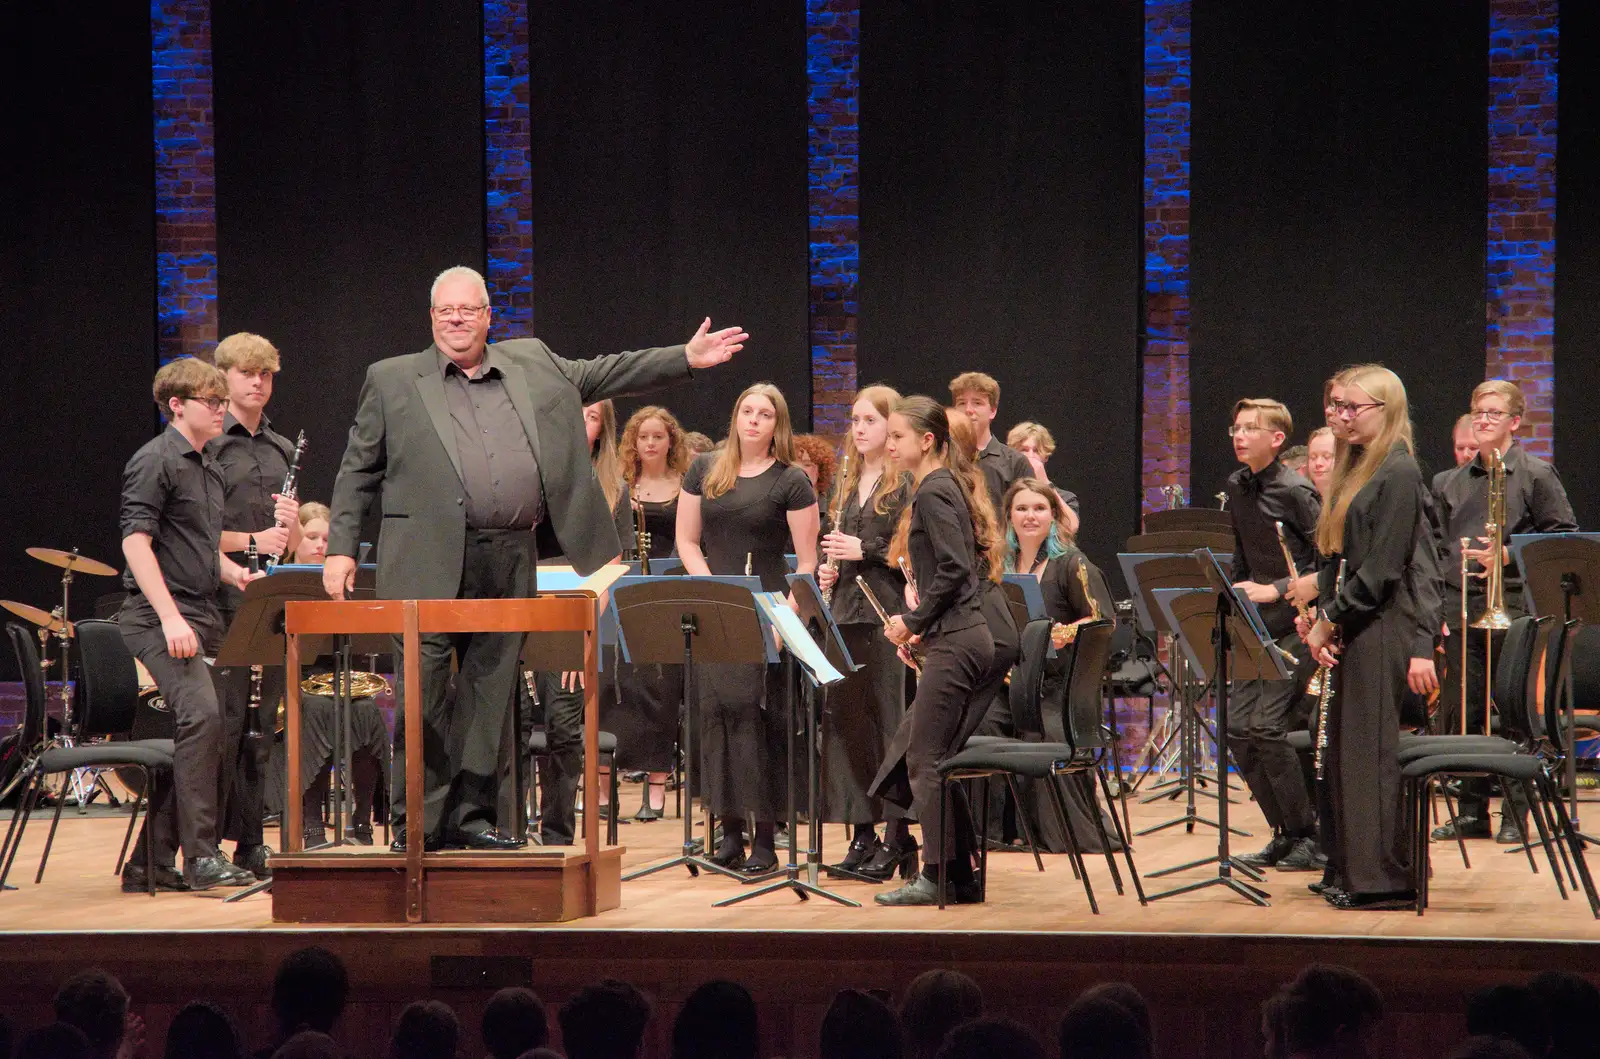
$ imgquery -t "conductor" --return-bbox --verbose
[325,266,745,851]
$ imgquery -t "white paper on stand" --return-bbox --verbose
[755,592,845,686]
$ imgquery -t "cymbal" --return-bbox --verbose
[0,600,73,637]
[26,548,117,577]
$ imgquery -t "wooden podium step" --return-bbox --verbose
[269,846,624,924]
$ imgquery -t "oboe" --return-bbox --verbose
[264,431,308,573]
[1314,559,1347,780]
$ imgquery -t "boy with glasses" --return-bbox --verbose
[117,358,263,892]
[1224,399,1323,871]
[1432,379,1576,842]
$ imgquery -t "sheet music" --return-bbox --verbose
[755,592,845,686]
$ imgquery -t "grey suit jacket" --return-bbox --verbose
[328,338,692,600]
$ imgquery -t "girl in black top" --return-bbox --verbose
[874,396,996,906]
[816,385,915,879]
[1305,365,1423,910]
[678,383,820,873]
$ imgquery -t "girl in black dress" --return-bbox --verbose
[677,383,820,873]
[609,405,690,820]
[876,397,997,906]
[1304,365,1422,911]
[816,385,915,879]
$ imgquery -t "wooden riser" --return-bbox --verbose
[269,847,624,923]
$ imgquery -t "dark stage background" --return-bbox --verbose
[1189,0,1489,498]
[0,8,156,679]
[1556,0,1600,532]
[857,1,1144,586]
[529,0,811,439]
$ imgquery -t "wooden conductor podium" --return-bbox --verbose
[269,575,624,924]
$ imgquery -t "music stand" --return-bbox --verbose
[717,575,856,906]
[617,576,773,885]
[1146,549,1289,906]
[1515,534,1600,836]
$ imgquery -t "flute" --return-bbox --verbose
[822,443,852,606]
[856,575,921,672]
[1314,559,1347,781]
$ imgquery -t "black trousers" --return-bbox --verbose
[121,612,225,866]
[1226,630,1318,837]
[216,656,280,849]
[533,671,585,845]
[908,624,994,870]
[1434,623,1525,816]
[391,529,532,837]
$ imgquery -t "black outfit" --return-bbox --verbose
[1320,443,1425,897]
[118,425,228,868]
[869,469,994,875]
[681,454,816,819]
[263,686,389,835]
[1225,461,1321,839]
[207,411,296,853]
[820,474,910,824]
[1432,441,1575,816]
[606,491,683,773]
[976,436,1031,522]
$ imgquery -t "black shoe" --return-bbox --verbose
[233,844,274,880]
[742,847,779,875]
[389,830,445,853]
[1432,814,1492,841]
[826,833,881,875]
[1274,838,1322,873]
[853,840,919,883]
[708,838,746,871]
[1308,880,1338,896]
[449,827,527,851]
[1324,889,1416,911]
[303,828,329,849]
[184,856,254,891]
[121,862,190,893]
[1236,834,1295,868]
[1495,812,1528,845]
[348,824,373,846]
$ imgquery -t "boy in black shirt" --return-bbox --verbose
[119,358,261,892]
[1224,398,1322,871]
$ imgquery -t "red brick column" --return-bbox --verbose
[484,0,533,337]
[807,0,859,437]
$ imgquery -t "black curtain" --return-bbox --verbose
[1556,2,1599,530]
[212,0,486,519]
[0,7,155,666]
[1189,0,1488,499]
[529,0,811,438]
[857,1,1144,582]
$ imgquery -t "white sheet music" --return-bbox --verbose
[755,593,845,686]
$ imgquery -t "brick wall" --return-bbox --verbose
[151,0,217,365]
[484,0,533,337]
[1487,0,1558,460]
[806,0,860,437]
[1142,0,1191,513]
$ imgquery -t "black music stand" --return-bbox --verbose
[1146,549,1288,906]
[1517,535,1600,838]
[618,577,771,885]
[718,575,857,907]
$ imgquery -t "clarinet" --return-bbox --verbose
[264,431,308,572]
[1313,559,1347,781]
[245,537,264,741]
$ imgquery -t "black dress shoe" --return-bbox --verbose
[347,823,374,846]
[389,831,445,853]
[304,828,329,849]
[852,840,920,883]
[708,835,746,870]
[1274,838,1322,873]
[1236,834,1295,868]
[741,847,779,875]
[450,827,527,851]
[1324,889,1416,911]
[121,862,190,893]
[825,834,881,876]
[185,856,254,891]
[1495,812,1529,845]
[1432,814,1491,840]
[233,844,274,880]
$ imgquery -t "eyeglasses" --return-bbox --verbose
[1326,399,1385,420]
[1470,409,1513,423]
[431,304,489,320]
[1227,424,1269,438]
[184,396,228,413]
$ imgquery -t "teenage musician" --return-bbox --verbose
[1005,421,1082,533]
[1305,427,1335,497]
[1433,413,1479,495]
[816,386,916,880]
[949,372,1031,517]
[677,383,819,873]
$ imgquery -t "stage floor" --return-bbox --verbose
[2,781,1597,942]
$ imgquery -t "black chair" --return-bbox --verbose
[0,620,174,893]
[1536,620,1600,905]
[527,728,622,846]
[937,620,1146,912]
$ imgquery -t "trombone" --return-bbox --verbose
[1468,446,1512,736]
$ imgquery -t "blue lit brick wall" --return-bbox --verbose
[484,0,533,337]
[807,0,859,437]
[151,0,217,364]
[1142,0,1191,513]
[1487,0,1557,459]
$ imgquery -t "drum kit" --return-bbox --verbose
[1,547,127,808]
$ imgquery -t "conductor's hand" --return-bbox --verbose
[161,613,199,659]
[884,615,913,645]
[1407,657,1439,697]
[324,554,357,600]
[685,317,749,369]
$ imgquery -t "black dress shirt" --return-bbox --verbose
[440,355,544,530]
[828,472,911,626]
[1321,443,1425,638]
[1432,440,1577,613]
[976,435,1032,520]
[119,425,226,626]
[901,469,986,638]
[206,411,295,612]
[1226,460,1321,639]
